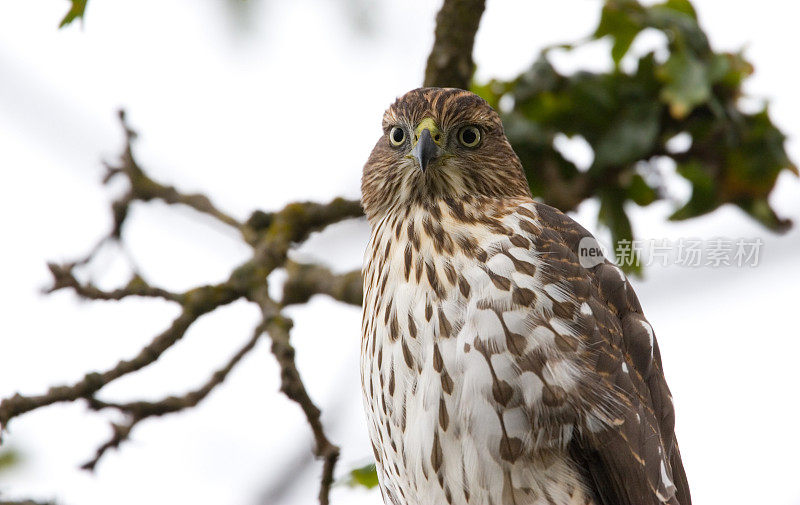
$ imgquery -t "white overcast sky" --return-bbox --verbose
[1,1,799,505]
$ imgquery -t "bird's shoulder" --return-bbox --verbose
[489,200,691,505]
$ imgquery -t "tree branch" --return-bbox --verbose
[45,262,182,303]
[282,261,362,306]
[0,112,358,504]
[107,110,243,234]
[0,499,57,505]
[423,0,486,89]
[264,313,340,505]
[81,321,267,470]
[1,1,492,502]
[1,307,205,432]
[243,280,341,505]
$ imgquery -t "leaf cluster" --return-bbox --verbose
[473,0,796,271]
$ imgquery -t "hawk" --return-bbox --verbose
[360,88,691,505]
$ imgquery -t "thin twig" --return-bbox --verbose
[45,263,183,303]
[265,314,340,505]
[108,110,244,233]
[80,321,267,470]
[1,308,198,431]
[244,281,340,505]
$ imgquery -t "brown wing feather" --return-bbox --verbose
[532,202,691,505]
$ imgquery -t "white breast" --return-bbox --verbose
[361,201,594,505]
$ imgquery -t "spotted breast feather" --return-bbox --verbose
[361,197,690,505]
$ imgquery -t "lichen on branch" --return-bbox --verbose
[0,112,363,505]
[1,1,490,503]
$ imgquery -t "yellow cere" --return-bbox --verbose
[414,118,442,146]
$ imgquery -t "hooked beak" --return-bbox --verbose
[411,118,443,172]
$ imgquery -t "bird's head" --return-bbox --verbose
[361,87,531,223]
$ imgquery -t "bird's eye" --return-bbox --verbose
[459,126,481,147]
[389,126,406,147]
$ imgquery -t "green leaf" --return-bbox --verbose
[715,52,753,88]
[480,0,796,269]
[591,100,661,169]
[598,189,641,275]
[346,463,379,489]
[628,173,658,206]
[513,56,561,103]
[60,0,88,28]
[725,109,794,192]
[470,79,511,111]
[594,0,644,65]
[706,53,731,84]
[657,50,711,118]
[657,0,697,19]
[737,198,792,233]
[719,108,796,230]
[648,1,709,54]
[669,160,717,220]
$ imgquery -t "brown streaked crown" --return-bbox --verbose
[361,87,531,223]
